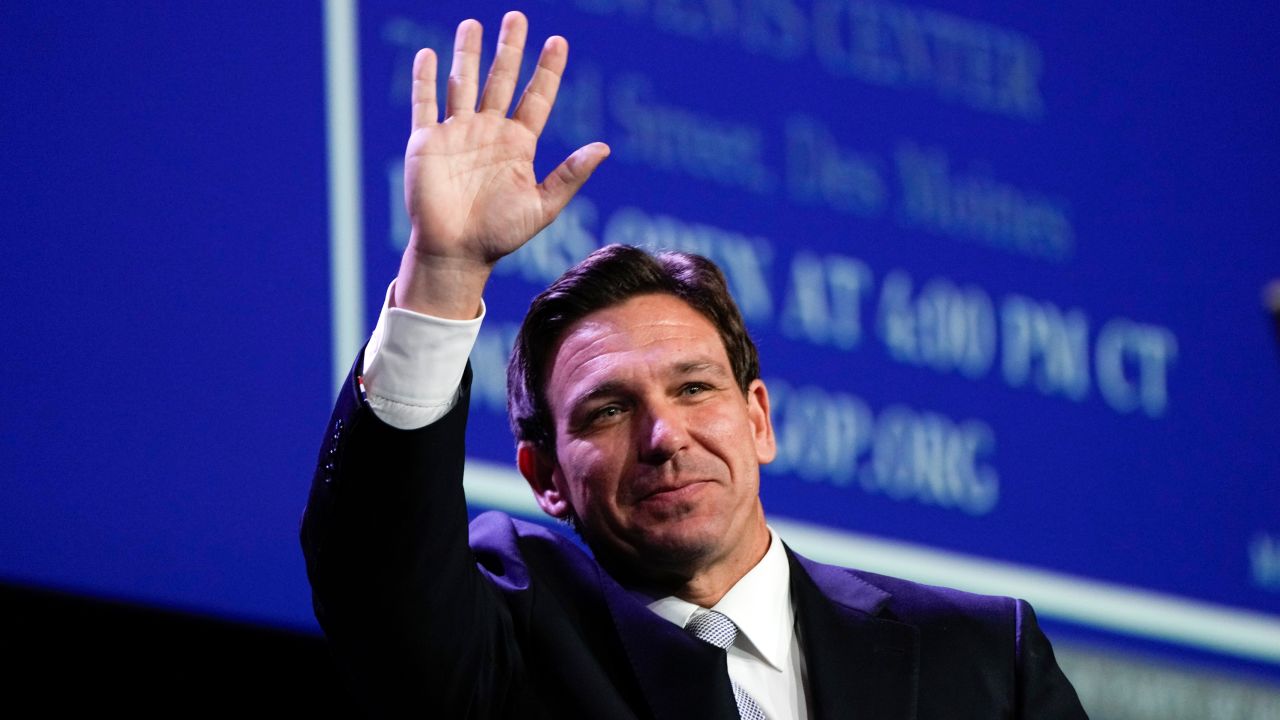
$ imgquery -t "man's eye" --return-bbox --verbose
[681,383,711,396]
[590,405,623,422]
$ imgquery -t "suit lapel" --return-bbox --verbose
[600,567,740,720]
[790,550,920,720]
[592,544,919,720]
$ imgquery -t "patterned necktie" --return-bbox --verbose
[685,610,768,720]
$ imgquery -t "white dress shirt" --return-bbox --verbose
[361,281,483,430]
[360,280,809,719]
[646,527,810,720]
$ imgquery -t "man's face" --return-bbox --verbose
[520,293,776,581]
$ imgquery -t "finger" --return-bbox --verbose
[539,142,611,221]
[445,19,482,118]
[478,11,528,116]
[411,48,438,130]
[513,35,568,136]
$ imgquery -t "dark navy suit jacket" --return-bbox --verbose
[302,359,1087,718]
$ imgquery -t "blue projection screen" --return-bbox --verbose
[3,1,1278,715]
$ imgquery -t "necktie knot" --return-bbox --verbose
[684,610,767,719]
[685,610,738,651]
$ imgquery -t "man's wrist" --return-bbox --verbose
[392,235,493,319]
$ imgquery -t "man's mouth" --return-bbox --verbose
[637,480,711,503]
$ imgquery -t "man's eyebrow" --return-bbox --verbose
[568,361,730,410]
[672,360,730,377]
[570,381,629,410]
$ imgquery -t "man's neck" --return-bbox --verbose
[674,527,771,606]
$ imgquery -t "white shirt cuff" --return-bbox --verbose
[360,280,485,430]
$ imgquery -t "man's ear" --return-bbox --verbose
[517,441,571,519]
[746,378,777,465]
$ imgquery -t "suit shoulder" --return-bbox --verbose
[795,552,1020,648]
[856,568,1017,624]
[468,511,601,592]
[469,510,581,553]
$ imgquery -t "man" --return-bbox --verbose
[302,11,1087,718]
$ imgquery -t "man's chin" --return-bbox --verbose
[623,522,726,575]
[581,510,741,578]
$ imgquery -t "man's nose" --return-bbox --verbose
[637,403,688,465]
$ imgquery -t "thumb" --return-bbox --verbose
[538,142,610,220]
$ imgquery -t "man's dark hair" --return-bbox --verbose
[507,244,760,452]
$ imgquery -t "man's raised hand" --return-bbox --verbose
[394,11,609,319]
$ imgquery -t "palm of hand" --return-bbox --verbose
[406,113,545,265]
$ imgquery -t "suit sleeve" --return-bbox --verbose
[301,354,524,718]
[1014,600,1089,718]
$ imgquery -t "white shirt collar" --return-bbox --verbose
[645,526,793,672]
